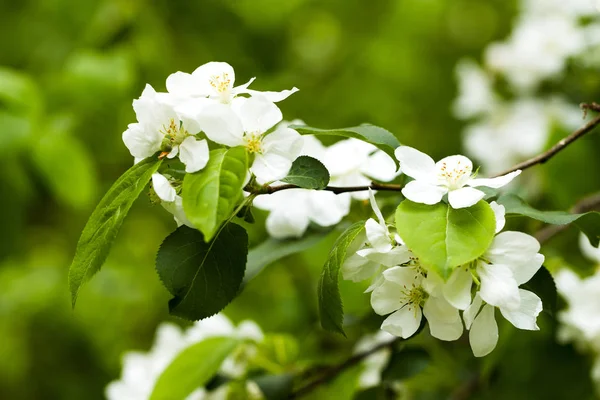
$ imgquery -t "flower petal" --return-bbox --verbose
[265,207,310,239]
[477,262,521,309]
[368,188,386,227]
[447,187,485,209]
[152,173,176,202]
[179,137,210,173]
[195,103,245,147]
[362,151,398,182]
[443,266,473,310]
[166,71,198,97]
[490,201,506,233]
[469,304,498,357]
[365,219,392,253]
[371,278,403,315]
[468,170,521,189]
[423,296,464,341]
[191,61,236,94]
[394,146,436,181]
[251,152,294,184]
[401,180,447,205]
[382,266,421,286]
[307,191,351,226]
[122,123,162,159]
[486,231,543,285]
[238,96,282,134]
[381,307,422,339]
[579,233,600,264]
[358,246,412,268]
[261,126,304,160]
[463,293,483,329]
[245,87,299,103]
[500,289,542,330]
[342,252,381,282]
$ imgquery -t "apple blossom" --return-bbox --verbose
[394,146,521,208]
[122,85,209,173]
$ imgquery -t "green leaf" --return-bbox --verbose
[244,231,331,285]
[318,221,366,335]
[150,336,238,400]
[290,124,400,169]
[395,200,496,278]
[252,374,294,400]
[281,156,330,189]
[183,147,248,242]
[497,194,600,246]
[382,348,430,382]
[68,156,162,306]
[155,223,248,320]
[522,266,557,318]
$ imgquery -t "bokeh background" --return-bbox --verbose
[2,0,600,399]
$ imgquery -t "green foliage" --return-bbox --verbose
[290,124,401,169]
[395,200,496,278]
[68,156,162,306]
[150,336,239,400]
[183,147,248,242]
[497,194,600,246]
[244,231,331,284]
[318,221,365,335]
[155,224,248,320]
[281,155,330,189]
[252,374,294,400]
[382,348,430,382]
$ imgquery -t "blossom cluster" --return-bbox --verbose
[106,314,264,400]
[341,146,543,357]
[556,234,600,393]
[453,0,599,173]
[122,62,302,226]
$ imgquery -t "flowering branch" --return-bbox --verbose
[492,102,600,178]
[288,338,399,399]
[251,181,404,195]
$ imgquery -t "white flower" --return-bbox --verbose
[371,266,463,341]
[463,290,543,357]
[253,134,351,239]
[196,96,303,184]
[453,59,498,119]
[324,138,398,200]
[122,85,209,173]
[151,173,194,228]
[166,61,298,104]
[106,315,263,400]
[353,331,395,389]
[394,146,521,209]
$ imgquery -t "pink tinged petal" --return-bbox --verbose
[122,123,162,159]
[265,208,310,239]
[358,246,412,268]
[152,173,176,202]
[394,146,436,181]
[179,137,210,173]
[245,87,299,102]
[468,170,521,189]
[251,152,293,184]
[195,103,245,147]
[362,151,398,182]
[401,180,447,205]
[463,293,483,329]
[477,262,521,310]
[342,253,381,282]
[371,279,404,315]
[365,218,392,253]
[500,289,542,330]
[447,187,485,209]
[381,307,423,339]
[443,266,473,310]
[423,296,464,341]
[490,201,506,233]
[238,96,283,133]
[469,304,498,357]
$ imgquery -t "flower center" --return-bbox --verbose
[435,156,473,190]
[401,284,428,311]
[209,73,232,102]
[160,118,188,146]
[244,132,263,154]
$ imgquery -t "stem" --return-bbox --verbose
[287,338,399,399]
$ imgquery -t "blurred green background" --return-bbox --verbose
[2,0,600,399]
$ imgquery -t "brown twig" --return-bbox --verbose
[535,191,600,244]
[287,338,399,399]
[261,181,404,195]
[492,102,600,178]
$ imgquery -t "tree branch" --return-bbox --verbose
[287,338,399,399]
[261,181,404,195]
[492,102,600,178]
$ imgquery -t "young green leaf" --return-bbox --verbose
[183,146,248,242]
[69,156,162,306]
[289,124,400,169]
[280,155,330,189]
[150,336,238,400]
[155,223,248,320]
[497,194,600,246]
[318,221,366,335]
[395,200,496,278]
